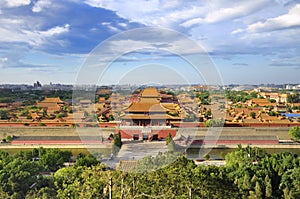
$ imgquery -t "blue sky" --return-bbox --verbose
[0,0,300,85]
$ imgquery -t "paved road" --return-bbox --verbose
[103,141,168,169]
[117,141,168,160]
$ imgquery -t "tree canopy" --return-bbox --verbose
[289,126,300,141]
[0,146,299,198]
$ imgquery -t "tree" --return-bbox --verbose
[0,159,43,197]
[166,133,173,145]
[255,181,263,198]
[204,119,224,127]
[167,140,176,153]
[250,112,256,119]
[0,109,9,120]
[265,175,272,198]
[203,153,210,161]
[75,155,100,167]
[114,131,122,148]
[39,149,71,172]
[289,126,300,142]
[112,132,122,156]
[287,93,300,103]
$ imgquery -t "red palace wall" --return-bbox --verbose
[118,129,176,140]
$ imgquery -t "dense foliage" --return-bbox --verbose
[0,146,299,198]
[0,90,73,103]
[289,126,300,141]
[287,93,300,103]
[225,90,258,103]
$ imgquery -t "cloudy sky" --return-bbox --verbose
[0,0,299,85]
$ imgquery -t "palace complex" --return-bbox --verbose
[120,87,181,126]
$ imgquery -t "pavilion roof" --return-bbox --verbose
[127,102,169,112]
[41,97,63,103]
[141,87,160,98]
[121,114,181,120]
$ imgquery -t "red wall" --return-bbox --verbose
[118,129,176,140]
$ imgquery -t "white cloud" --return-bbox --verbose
[0,57,8,67]
[246,4,300,32]
[0,21,70,46]
[84,0,271,30]
[206,1,270,23]
[181,18,203,28]
[231,28,244,34]
[0,57,8,62]
[181,1,271,27]
[32,0,52,13]
[23,24,70,46]
[5,0,31,7]
[83,0,204,28]
[40,24,70,37]
[118,22,127,28]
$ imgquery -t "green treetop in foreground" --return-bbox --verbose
[0,146,299,198]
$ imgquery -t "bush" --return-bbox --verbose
[6,135,12,143]
[289,126,300,142]
[203,153,210,160]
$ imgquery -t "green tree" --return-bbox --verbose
[166,133,173,145]
[112,131,122,156]
[26,187,58,199]
[0,159,43,198]
[289,126,300,141]
[265,175,272,198]
[75,155,100,167]
[39,149,71,172]
[287,93,300,103]
[255,181,263,198]
[204,119,224,127]
[0,109,9,120]
[54,166,84,199]
[167,140,176,153]
[250,112,256,119]
[203,153,210,160]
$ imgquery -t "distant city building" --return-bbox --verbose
[286,84,300,90]
[33,81,42,88]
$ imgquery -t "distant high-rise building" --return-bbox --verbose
[33,81,42,88]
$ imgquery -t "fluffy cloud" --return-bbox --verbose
[247,4,300,32]
[182,0,271,27]
[0,19,70,46]
[83,0,272,29]
[83,0,204,28]
[233,3,300,34]
[4,0,31,8]
[32,0,52,13]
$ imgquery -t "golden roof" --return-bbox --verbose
[41,97,63,103]
[127,102,168,112]
[121,114,180,120]
[141,87,160,98]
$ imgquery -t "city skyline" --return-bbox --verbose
[1,0,300,85]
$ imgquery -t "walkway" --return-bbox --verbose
[117,141,168,160]
[103,141,168,169]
